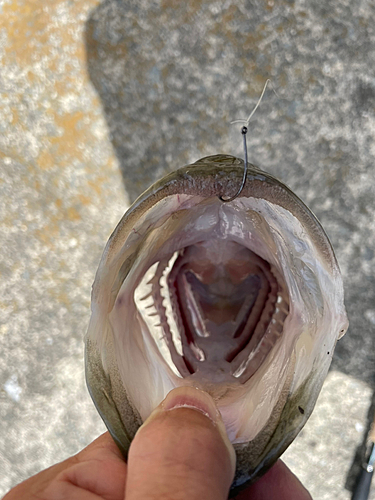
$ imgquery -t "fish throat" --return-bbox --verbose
[134,239,289,385]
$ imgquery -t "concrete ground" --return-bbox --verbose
[1,1,375,498]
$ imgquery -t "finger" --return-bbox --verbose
[3,460,77,500]
[232,460,312,500]
[53,432,127,500]
[125,386,236,500]
[4,433,127,500]
[43,481,106,500]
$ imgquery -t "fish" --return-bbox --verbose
[85,154,348,492]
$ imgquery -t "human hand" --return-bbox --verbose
[4,387,311,500]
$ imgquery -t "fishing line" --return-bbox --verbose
[219,79,271,203]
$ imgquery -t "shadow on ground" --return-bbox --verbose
[84,0,278,203]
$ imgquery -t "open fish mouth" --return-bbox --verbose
[134,239,289,385]
[86,155,348,490]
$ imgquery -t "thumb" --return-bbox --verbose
[125,386,236,500]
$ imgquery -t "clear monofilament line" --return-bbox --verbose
[231,79,271,127]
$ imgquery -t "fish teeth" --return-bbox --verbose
[139,291,152,301]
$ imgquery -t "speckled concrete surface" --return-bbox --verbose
[1,0,375,498]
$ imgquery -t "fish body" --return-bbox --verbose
[85,154,348,491]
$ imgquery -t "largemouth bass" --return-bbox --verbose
[85,154,348,491]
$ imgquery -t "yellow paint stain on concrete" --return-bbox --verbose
[66,207,81,222]
[1,0,123,252]
[48,110,86,162]
[35,222,59,247]
[37,149,55,170]
[34,201,83,247]
[1,1,51,67]
[88,178,105,195]
[2,0,104,170]
[1,0,99,66]
[36,109,98,170]
[77,194,91,206]
[33,178,41,192]
[48,289,72,308]
[11,109,19,125]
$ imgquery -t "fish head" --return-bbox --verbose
[85,154,348,491]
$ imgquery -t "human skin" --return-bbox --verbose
[4,388,312,500]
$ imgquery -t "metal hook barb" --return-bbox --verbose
[219,126,248,202]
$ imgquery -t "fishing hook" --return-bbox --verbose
[219,126,248,202]
[219,79,271,203]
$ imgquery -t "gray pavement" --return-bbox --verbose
[1,1,375,498]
